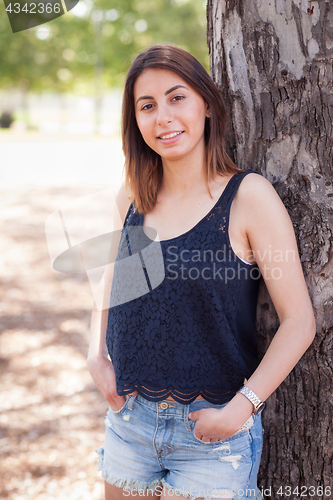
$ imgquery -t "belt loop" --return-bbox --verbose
[184,402,188,420]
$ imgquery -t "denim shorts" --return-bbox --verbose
[96,393,264,500]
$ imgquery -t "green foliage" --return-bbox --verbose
[0,0,208,93]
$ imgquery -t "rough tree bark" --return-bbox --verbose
[207,1,333,498]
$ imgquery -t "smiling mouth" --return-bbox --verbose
[158,131,184,140]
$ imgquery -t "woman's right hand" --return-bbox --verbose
[87,354,126,411]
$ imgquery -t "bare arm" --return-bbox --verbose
[189,173,316,441]
[238,173,316,401]
[87,182,131,410]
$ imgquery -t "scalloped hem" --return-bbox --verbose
[117,386,235,405]
[96,447,162,493]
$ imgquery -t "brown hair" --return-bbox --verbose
[122,44,243,214]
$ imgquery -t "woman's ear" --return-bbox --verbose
[206,105,211,118]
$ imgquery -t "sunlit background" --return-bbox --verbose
[0,1,209,499]
[0,0,208,185]
[0,0,208,139]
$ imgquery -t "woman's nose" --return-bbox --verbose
[157,105,173,126]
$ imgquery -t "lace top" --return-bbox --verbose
[106,169,262,404]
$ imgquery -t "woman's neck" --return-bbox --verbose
[160,151,208,199]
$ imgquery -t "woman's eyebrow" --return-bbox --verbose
[135,85,189,104]
[165,84,188,95]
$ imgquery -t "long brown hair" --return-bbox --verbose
[122,44,243,214]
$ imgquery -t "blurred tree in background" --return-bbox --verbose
[0,0,208,94]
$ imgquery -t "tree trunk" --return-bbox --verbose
[207,1,333,498]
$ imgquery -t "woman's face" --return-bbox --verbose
[133,68,210,164]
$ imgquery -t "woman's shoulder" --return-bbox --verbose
[236,171,293,235]
[239,169,269,185]
[238,171,282,207]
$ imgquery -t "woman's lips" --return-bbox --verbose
[157,131,184,143]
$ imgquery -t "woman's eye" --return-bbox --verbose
[172,95,184,102]
[141,103,154,111]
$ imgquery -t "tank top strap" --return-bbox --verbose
[223,169,259,210]
[124,203,143,228]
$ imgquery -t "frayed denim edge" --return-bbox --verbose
[160,479,235,500]
[96,447,162,493]
[96,449,262,500]
[161,479,262,500]
[161,479,202,500]
[96,448,104,471]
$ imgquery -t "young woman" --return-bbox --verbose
[88,45,316,500]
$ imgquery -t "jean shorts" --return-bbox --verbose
[96,393,264,500]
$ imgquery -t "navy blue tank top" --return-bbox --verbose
[106,169,262,404]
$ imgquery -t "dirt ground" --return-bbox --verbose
[0,183,112,500]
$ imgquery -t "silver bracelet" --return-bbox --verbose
[237,386,265,415]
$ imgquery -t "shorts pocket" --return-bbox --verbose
[191,426,226,445]
[188,418,225,445]
[233,415,254,435]
[108,395,131,415]
[189,414,254,445]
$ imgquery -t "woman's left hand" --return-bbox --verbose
[188,393,254,442]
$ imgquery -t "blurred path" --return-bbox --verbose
[0,133,124,500]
